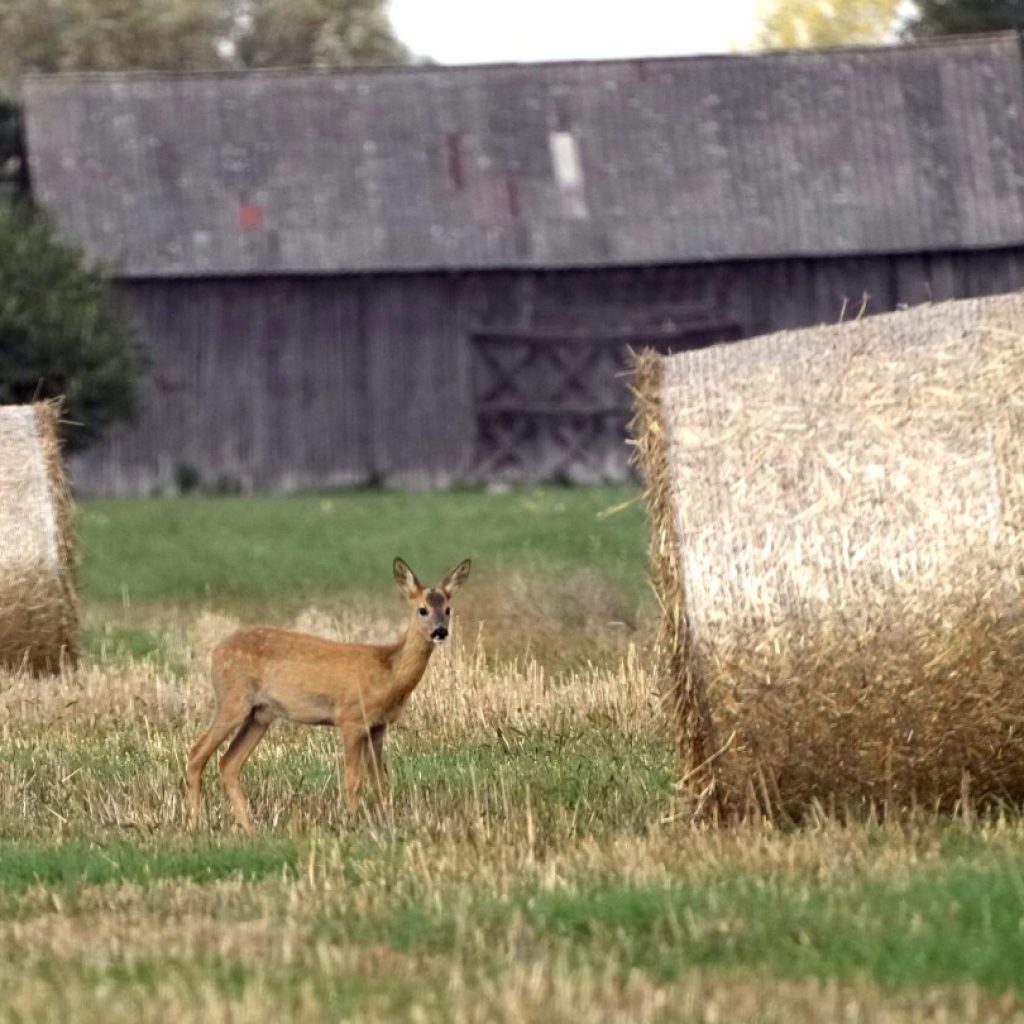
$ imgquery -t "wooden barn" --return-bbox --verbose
[21,32,1024,495]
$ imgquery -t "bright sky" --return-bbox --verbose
[388,0,761,65]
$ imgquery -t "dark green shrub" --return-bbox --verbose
[0,203,140,451]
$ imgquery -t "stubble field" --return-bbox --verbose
[1,488,1023,1022]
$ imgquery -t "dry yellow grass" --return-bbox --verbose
[0,603,666,839]
[1,603,661,741]
[1,957,1020,1024]
[2,601,1024,1021]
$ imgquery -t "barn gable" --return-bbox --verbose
[21,33,1024,278]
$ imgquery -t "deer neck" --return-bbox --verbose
[389,625,436,694]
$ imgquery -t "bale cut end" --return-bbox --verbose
[0,401,79,672]
[629,350,723,820]
[631,294,1024,820]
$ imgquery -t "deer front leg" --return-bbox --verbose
[367,724,388,802]
[340,726,369,814]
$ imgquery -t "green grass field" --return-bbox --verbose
[78,487,648,606]
[2,488,1023,1022]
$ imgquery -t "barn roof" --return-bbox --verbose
[21,33,1024,278]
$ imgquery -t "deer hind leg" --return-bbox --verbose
[341,728,369,815]
[219,707,273,830]
[367,724,388,803]
[186,698,251,826]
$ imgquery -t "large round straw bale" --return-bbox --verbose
[0,401,79,672]
[630,292,1024,820]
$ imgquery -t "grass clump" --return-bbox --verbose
[0,839,299,893]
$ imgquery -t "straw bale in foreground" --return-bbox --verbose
[631,293,1024,819]
[0,402,78,672]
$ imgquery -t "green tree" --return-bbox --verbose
[0,97,27,200]
[236,0,411,68]
[59,0,229,72]
[0,0,228,84]
[0,204,140,451]
[904,0,1020,37]
[0,0,408,85]
[756,0,904,48]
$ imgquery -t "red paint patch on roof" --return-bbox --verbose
[238,203,263,230]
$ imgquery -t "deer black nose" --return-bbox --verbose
[431,626,449,642]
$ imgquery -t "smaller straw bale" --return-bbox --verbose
[0,402,79,672]
[630,293,1024,820]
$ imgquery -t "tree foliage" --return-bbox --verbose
[0,0,228,83]
[0,0,408,85]
[756,0,904,48]
[904,0,1020,37]
[0,97,27,200]
[235,0,410,68]
[0,204,140,451]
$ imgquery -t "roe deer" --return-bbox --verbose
[186,557,471,829]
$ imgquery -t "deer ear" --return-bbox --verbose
[442,558,471,596]
[393,557,422,598]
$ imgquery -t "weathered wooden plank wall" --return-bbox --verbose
[69,248,1024,496]
[363,276,473,487]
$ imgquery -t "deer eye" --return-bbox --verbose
[418,607,428,616]
[445,608,451,616]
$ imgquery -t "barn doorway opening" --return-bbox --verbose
[471,321,742,484]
